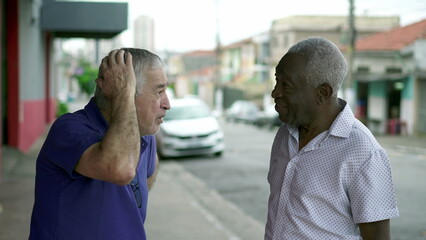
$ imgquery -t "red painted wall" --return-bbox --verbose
[0,0,3,182]
[5,1,56,153]
[6,0,19,148]
[47,98,57,124]
[17,98,56,152]
[18,100,47,152]
[45,33,56,123]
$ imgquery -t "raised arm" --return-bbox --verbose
[75,49,141,186]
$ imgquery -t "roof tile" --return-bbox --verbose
[356,18,426,51]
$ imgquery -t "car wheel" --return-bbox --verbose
[214,151,223,157]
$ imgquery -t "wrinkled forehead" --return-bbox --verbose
[143,68,168,85]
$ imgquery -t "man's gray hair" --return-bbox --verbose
[287,37,347,97]
[95,48,165,110]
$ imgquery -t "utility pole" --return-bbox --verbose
[214,0,223,116]
[344,0,357,110]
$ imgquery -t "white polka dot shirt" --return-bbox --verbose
[265,100,399,240]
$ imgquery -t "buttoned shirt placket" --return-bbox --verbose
[272,129,328,239]
[271,129,300,239]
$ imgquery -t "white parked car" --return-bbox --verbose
[254,104,282,128]
[225,100,260,124]
[156,97,225,158]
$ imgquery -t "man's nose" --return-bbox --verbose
[162,94,171,110]
[271,86,280,99]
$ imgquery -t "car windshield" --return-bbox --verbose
[164,104,211,120]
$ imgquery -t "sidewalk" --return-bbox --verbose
[0,143,40,239]
[145,162,264,240]
[0,132,264,240]
[375,134,426,155]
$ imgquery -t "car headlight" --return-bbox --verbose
[162,132,179,139]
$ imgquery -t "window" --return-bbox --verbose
[386,67,402,74]
[357,66,370,73]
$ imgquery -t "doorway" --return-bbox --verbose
[387,81,403,134]
[388,81,402,119]
[356,82,369,125]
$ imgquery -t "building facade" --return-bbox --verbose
[353,19,426,135]
[0,0,127,181]
[167,50,217,106]
[269,15,400,64]
[220,32,270,108]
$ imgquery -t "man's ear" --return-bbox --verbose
[316,83,333,104]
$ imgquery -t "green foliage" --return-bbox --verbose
[74,58,97,96]
[57,101,69,117]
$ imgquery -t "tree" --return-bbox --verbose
[74,58,97,96]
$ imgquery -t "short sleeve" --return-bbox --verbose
[349,148,399,223]
[42,114,103,179]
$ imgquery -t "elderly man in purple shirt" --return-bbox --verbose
[30,49,170,240]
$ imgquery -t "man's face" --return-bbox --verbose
[271,53,318,126]
[135,68,170,136]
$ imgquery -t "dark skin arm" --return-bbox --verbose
[359,219,391,240]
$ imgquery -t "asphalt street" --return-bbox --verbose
[178,121,426,240]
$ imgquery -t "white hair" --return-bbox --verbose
[287,37,347,97]
[95,48,166,110]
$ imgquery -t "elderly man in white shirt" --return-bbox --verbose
[265,37,399,240]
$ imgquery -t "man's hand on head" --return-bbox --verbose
[76,49,141,185]
[96,49,136,101]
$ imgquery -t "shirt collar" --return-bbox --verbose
[287,124,299,141]
[328,99,355,139]
[84,97,109,133]
[286,98,355,141]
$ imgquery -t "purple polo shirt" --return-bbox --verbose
[29,98,156,240]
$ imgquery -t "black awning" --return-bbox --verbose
[41,1,128,39]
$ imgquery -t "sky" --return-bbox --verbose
[64,0,426,53]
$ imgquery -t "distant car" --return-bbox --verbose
[156,97,225,158]
[225,100,260,124]
[254,104,282,129]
